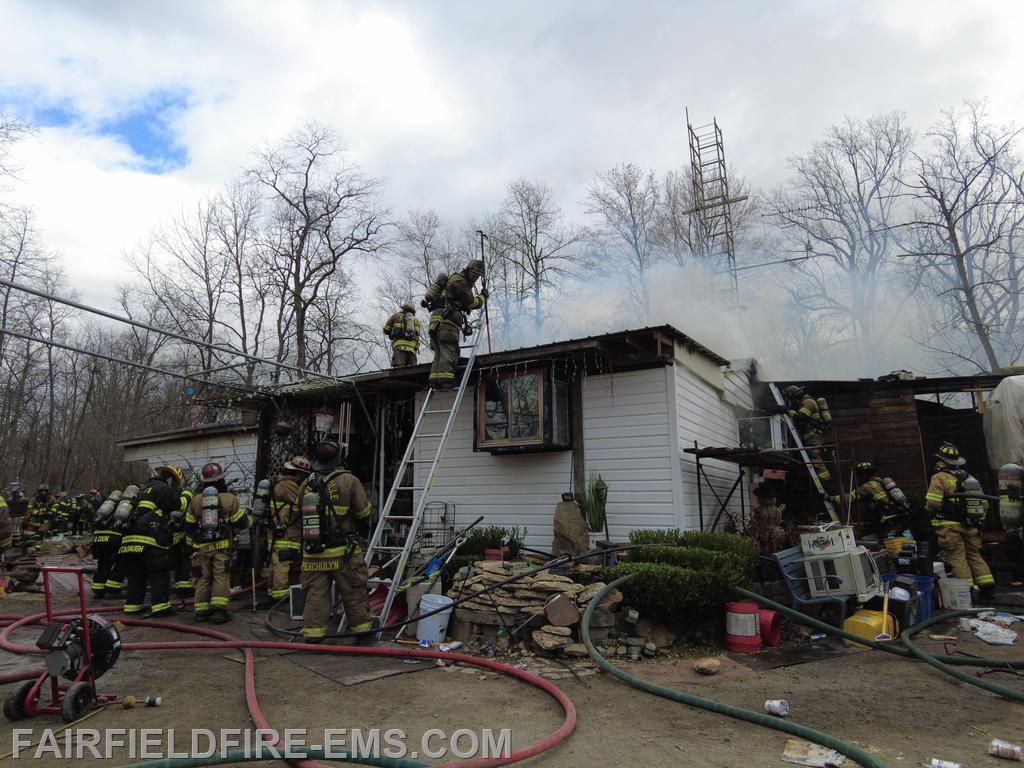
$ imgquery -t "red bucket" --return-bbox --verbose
[725,601,761,653]
[758,608,782,647]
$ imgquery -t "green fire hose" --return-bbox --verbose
[582,576,890,768]
[114,749,427,768]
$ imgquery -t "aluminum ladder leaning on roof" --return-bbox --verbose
[768,382,839,523]
[361,320,486,634]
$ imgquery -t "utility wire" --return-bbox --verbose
[0,326,262,396]
[0,277,336,382]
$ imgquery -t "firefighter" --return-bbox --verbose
[25,484,54,536]
[90,487,133,600]
[170,487,195,599]
[925,442,995,596]
[0,491,12,553]
[70,493,89,536]
[833,462,909,538]
[53,491,71,533]
[428,260,487,389]
[185,462,248,623]
[119,465,183,618]
[383,302,421,368]
[267,455,311,601]
[300,439,374,644]
[782,385,833,483]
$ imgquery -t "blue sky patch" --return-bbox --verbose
[0,87,191,173]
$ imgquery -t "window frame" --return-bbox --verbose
[473,366,572,454]
[476,367,546,448]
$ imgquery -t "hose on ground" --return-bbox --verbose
[581,576,889,768]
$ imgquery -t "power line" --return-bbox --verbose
[0,326,262,396]
[0,278,336,382]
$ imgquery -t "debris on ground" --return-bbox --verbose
[781,738,846,767]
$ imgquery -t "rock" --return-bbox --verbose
[636,618,677,649]
[628,646,641,660]
[643,642,657,657]
[693,657,721,676]
[532,630,572,651]
[577,582,606,604]
[625,636,645,647]
[532,580,575,593]
[541,624,572,637]
[615,645,628,657]
[625,608,640,624]
[598,588,624,610]
[563,643,588,657]
[544,593,582,627]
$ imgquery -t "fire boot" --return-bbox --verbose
[210,607,232,625]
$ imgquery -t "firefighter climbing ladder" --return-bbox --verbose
[768,382,839,523]
[362,322,486,632]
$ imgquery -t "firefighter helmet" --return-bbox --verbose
[312,439,344,472]
[935,442,966,467]
[465,259,485,278]
[284,455,312,474]
[201,462,226,483]
[401,302,416,313]
[155,464,184,488]
[781,385,805,403]
[855,461,875,473]
[37,483,50,492]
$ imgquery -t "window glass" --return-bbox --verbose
[483,377,509,440]
[510,374,541,439]
[552,380,569,445]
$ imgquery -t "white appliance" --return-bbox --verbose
[799,525,857,556]
[803,545,883,603]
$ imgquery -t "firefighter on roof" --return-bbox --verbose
[428,260,487,389]
[383,302,421,368]
[267,455,311,600]
[185,462,248,623]
[925,442,995,596]
[299,439,374,644]
[119,465,183,618]
[782,385,833,483]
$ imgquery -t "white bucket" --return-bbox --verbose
[416,593,455,644]
[405,578,442,635]
[938,578,972,610]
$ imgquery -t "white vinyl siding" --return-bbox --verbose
[675,364,750,531]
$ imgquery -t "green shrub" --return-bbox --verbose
[630,545,753,582]
[459,525,526,559]
[629,529,758,565]
[601,561,740,617]
[629,528,686,547]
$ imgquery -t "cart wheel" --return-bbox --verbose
[60,682,94,723]
[3,680,36,721]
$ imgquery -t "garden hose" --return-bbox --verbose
[115,748,427,768]
[581,576,889,768]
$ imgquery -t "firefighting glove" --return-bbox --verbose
[479,288,489,300]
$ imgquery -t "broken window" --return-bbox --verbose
[475,367,571,453]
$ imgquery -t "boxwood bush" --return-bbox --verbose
[601,561,740,617]
[629,545,754,582]
[629,529,758,565]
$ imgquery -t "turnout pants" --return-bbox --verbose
[91,535,125,595]
[300,553,371,640]
[268,537,300,600]
[936,524,994,587]
[122,548,172,615]
[391,349,417,368]
[171,539,193,597]
[429,324,460,388]
[801,431,831,482]
[194,549,231,614]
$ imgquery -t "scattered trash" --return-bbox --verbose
[809,633,827,642]
[928,759,961,768]
[121,695,160,709]
[958,618,973,632]
[928,634,957,641]
[781,738,846,766]
[973,621,1018,646]
[438,641,463,652]
[990,739,1023,761]
[418,638,431,648]
[765,699,791,717]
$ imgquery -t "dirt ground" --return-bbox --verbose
[2,588,1023,768]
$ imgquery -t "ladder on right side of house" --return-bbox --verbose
[363,322,486,631]
[768,382,839,522]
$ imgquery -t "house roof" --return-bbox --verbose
[117,421,259,449]
[268,324,731,402]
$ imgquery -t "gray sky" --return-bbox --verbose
[2,0,1022,305]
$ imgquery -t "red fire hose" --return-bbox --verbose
[1,603,577,768]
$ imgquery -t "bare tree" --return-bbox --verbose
[586,164,659,318]
[250,123,388,371]
[765,112,913,372]
[901,103,1024,373]
[496,179,587,331]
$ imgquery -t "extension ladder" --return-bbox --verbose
[768,382,839,522]
[362,322,485,631]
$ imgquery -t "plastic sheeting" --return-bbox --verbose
[984,376,1024,467]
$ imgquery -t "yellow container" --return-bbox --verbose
[843,609,898,648]
[883,537,913,558]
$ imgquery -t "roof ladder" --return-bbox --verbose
[769,382,839,522]
[360,320,486,632]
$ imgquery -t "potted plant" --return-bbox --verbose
[582,473,609,547]
[461,525,526,561]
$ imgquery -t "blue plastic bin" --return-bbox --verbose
[882,573,936,622]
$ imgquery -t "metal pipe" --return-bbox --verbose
[0,277,335,381]
[0,327,259,395]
